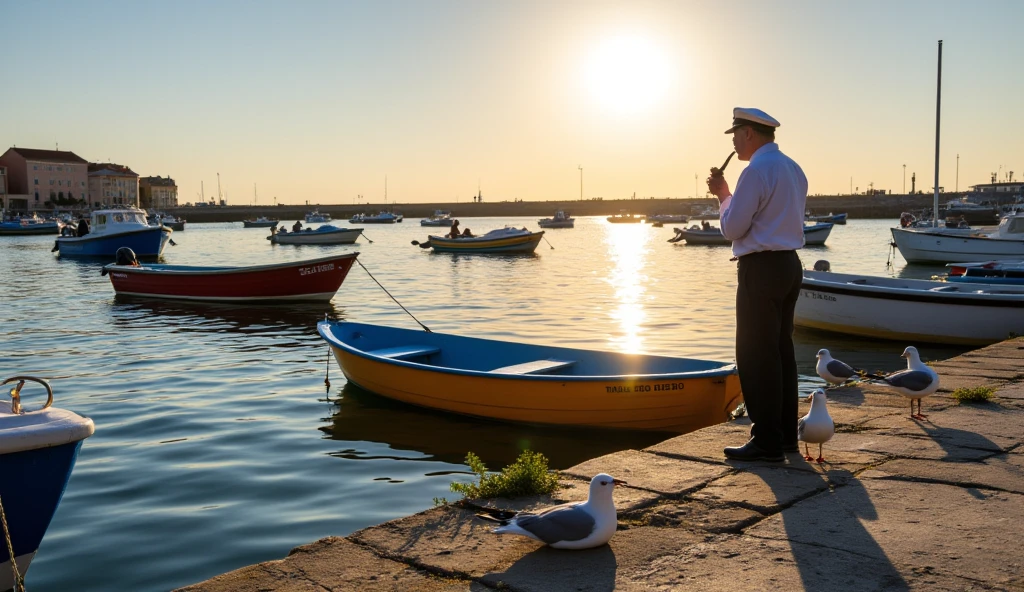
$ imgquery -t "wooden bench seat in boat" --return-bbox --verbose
[365,345,440,360]
[490,359,576,375]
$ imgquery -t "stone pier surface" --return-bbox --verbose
[178,338,1024,591]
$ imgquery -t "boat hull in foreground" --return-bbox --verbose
[795,270,1024,345]
[318,321,742,432]
[0,377,94,591]
[103,252,359,302]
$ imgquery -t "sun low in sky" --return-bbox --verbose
[583,35,674,116]
[4,1,1023,204]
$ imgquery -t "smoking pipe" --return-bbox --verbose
[710,151,736,177]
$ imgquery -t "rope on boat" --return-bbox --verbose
[541,235,555,250]
[0,495,25,592]
[354,259,432,332]
[324,314,332,391]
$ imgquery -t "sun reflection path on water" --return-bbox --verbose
[603,222,654,353]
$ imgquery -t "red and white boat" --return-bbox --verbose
[101,253,359,302]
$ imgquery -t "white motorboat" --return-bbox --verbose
[803,222,834,246]
[945,260,1024,285]
[305,210,331,223]
[350,211,398,224]
[647,213,689,224]
[420,210,453,226]
[538,210,575,229]
[269,225,363,245]
[668,223,832,246]
[891,212,1024,264]
[795,270,1024,345]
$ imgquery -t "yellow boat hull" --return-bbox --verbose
[331,347,743,432]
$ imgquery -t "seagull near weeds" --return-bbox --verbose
[798,388,835,463]
[867,346,940,419]
[474,473,625,550]
[815,348,864,386]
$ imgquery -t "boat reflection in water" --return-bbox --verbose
[322,382,670,470]
[108,298,344,339]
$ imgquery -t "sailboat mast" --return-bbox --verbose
[254,183,257,206]
[933,39,942,227]
[201,180,205,203]
[217,172,222,205]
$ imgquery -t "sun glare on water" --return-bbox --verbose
[584,35,672,116]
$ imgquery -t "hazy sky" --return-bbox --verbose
[5,0,1023,205]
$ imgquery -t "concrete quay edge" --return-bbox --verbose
[177,337,1024,591]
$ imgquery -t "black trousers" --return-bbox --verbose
[735,250,803,454]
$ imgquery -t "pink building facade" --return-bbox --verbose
[88,163,139,208]
[0,148,89,213]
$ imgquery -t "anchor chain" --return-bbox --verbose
[0,495,24,592]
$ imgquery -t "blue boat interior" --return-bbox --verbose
[319,321,735,379]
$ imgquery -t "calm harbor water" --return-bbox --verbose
[2,217,968,591]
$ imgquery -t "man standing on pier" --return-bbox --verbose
[707,107,808,462]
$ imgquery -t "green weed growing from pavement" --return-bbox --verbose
[951,386,994,403]
[450,450,560,499]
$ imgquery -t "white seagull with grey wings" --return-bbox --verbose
[868,346,940,419]
[815,349,862,386]
[798,388,835,463]
[475,473,625,549]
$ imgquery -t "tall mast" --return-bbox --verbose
[254,183,257,206]
[932,40,942,227]
[217,172,222,204]
[201,180,204,203]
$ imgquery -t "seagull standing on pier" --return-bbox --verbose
[815,349,861,386]
[474,473,625,550]
[798,388,835,463]
[868,346,940,419]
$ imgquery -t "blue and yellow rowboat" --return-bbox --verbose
[417,227,544,253]
[318,321,743,432]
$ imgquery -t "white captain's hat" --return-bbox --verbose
[724,107,780,134]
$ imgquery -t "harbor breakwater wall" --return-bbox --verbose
[165,194,950,224]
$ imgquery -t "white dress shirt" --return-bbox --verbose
[719,143,808,258]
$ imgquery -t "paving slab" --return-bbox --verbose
[691,465,832,513]
[564,449,731,496]
[746,479,1024,588]
[994,382,1024,401]
[826,430,1001,462]
[634,534,984,591]
[931,357,1024,377]
[935,374,1005,394]
[961,338,1024,360]
[857,404,1023,450]
[349,506,545,578]
[861,454,1024,495]
[175,537,474,592]
[648,423,885,474]
[477,526,708,592]
[628,500,761,532]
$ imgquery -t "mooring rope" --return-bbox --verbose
[354,259,432,332]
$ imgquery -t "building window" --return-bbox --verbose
[34,192,39,201]
[34,178,39,185]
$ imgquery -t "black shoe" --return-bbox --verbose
[724,441,785,462]
[783,443,799,453]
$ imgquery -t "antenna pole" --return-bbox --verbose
[933,40,942,227]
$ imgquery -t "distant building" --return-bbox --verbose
[969,182,1024,197]
[139,176,178,209]
[0,147,89,212]
[0,164,7,211]
[88,162,139,208]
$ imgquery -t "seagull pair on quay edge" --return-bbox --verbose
[474,473,625,550]
[863,346,940,419]
[798,388,835,463]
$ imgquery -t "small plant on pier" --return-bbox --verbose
[449,450,560,499]
[951,386,994,403]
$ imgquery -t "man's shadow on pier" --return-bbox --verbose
[755,461,909,591]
